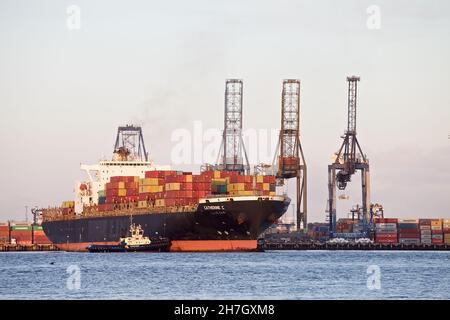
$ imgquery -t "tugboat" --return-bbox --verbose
[87,223,171,253]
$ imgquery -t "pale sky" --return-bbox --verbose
[0,0,449,222]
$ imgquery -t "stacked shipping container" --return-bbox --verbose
[0,222,9,244]
[307,223,329,242]
[431,219,443,244]
[61,201,75,216]
[99,176,140,211]
[444,219,450,245]
[374,218,398,244]
[336,219,354,233]
[10,222,32,245]
[98,170,277,211]
[32,225,52,244]
[419,219,432,244]
[398,219,420,244]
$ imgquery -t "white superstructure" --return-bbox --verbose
[74,160,171,213]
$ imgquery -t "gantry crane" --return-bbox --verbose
[327,76,370,236]
[113,125,149,162]
[216,79,250,174]
[273,79,307,230]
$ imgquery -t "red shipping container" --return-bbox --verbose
[432,230,443,235]
[110,176,121,183]
[125,182,139,189]
[105,182,120,189]
[398,228,419,233]
[145,171,164,179]
[263,175,276,183]
[10,230,32,244]
[399,232,420,238]
[375,233,398,238]
[166,176,178,183]
[34,235,52,245]
[432,239,443,244]
[138,193,157,201]
[110,176,137,183]
[375,239,397,244]
[181,183,193,191]
[244,183,253,191]
[201,171,214,179]
[33,231,52,244]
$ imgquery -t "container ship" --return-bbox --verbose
[40,125,290,252]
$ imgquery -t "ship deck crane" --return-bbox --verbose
[273,79,307,231]
[327,76,371,237]
[114,125,149,162]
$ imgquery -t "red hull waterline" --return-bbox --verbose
[55,240,258,252]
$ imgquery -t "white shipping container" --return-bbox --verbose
[375,227,397,232]
[419,225,431,230]
[399,239,420,244]
[420,230,432,235]
[400,219,419,223]
[375,223,397,228]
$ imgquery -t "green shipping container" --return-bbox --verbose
[10,226,32,231]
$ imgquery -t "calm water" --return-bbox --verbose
[0,251,449,299]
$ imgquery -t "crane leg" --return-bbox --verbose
[361,166,371,234]
[328,165,337,236]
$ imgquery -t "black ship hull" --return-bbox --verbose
[42,196,290,252]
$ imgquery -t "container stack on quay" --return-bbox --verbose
[398,219,420,245]
[419,219,432,244]
[32,225,51,245]
[307,223,329,242]
[0,221,52,246]
[10,222,32,245]
[374,218,398,244]
[351,221,365,233]
[0,222,9,244]
[431,219,443,245]
[336,219,354,233]
[444,220,450,245]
